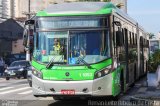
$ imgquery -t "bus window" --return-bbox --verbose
[132,33,134,45]
[129,32,132,45]
[122,28,125,45]
[135,34,137,45]
[128,32,130,45]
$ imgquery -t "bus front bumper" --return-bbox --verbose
[32,74,113,97]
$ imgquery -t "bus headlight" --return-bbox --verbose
[94,68,111,79]
[5,69,8,73]
[32,67,43,79]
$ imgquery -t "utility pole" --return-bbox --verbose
[26,0,31,61]
[23,0,35,61]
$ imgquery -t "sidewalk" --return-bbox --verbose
[120,72,160,101]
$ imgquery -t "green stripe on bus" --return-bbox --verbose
[31,59,112,80]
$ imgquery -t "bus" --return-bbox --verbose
[23,2,149,100]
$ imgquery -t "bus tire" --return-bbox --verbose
[120,70,124,93]
[17,76,21,79]
[6,77,10,80]
[53,97,60,100]
[29,81,32,87]
[112,95,120,101]
[53,97,70,101]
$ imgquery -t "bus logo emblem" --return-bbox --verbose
[65,72,70,77]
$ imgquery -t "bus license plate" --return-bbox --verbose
[61,90,75,95]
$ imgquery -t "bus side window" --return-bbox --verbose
[132,33,134,45]
[124,28,128,45]
[122,28,125,45]
[135,34,137,45]
[127,32,129,45]
[129,32,132,45]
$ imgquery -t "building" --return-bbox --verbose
[65,0,127,13]
[30,0,65,13]
[14,0,29,19]
[0,0,27,57]
[0,0,127,22]
[0,19,24,56]
[0,0,28,23]
[12,39,24,54]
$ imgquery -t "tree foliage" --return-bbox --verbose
[149,33,155,39]
[149,50,160,72]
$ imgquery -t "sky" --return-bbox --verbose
[127,0,160,35]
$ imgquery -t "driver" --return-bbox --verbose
[53,38,64,55]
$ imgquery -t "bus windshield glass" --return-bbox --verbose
[33,17,110,65]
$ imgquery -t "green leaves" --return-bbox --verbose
[149,50,160,72]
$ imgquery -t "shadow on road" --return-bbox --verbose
[48,97,117,106]
[49,100,89,106]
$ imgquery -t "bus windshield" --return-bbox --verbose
[33,30,110,65]
[33,16,110,65]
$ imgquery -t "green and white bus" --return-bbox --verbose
[23,2,149,99]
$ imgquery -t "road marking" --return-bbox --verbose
[18,90,32,94]
[40,97,53,100]
[0,78,4,80]
[0,78,5,81]
[0,87,14,91]
[0,87,30,95]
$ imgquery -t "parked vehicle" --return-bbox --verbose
[0,57,5,76]
[4,53,26,66]
[4,60,31,80]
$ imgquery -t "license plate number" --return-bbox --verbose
[61,90,75,95]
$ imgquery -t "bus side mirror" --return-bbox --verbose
[25,20,35,25]
[23,29,28,47]
[116,31,123,46]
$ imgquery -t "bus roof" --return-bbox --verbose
[36,2,117,17]
[36,2,139,28]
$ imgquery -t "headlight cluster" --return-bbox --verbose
[32,67,43,79]
[5,69,8,73]
[94,68,111,79]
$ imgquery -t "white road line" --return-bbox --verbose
[0,87,14,91]
[0,78,5,81]
[0,87,31,95]
[18,90,32,94]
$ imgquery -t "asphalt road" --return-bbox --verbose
[0,73,160,106]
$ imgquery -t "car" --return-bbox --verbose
[4,60,31,80]
[0,57,5,76]
[4,53,26,66]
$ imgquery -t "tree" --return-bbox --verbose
[103,0,111,2]
[149,50,160,72]
[149,33,155,39]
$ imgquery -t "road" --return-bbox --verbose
[0,78,93,106]
[0,78,54,106]
[0,73,160,106]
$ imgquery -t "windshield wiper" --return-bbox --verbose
[46,56,66,69]
[46,56,56,69]
[76,56,92,69]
